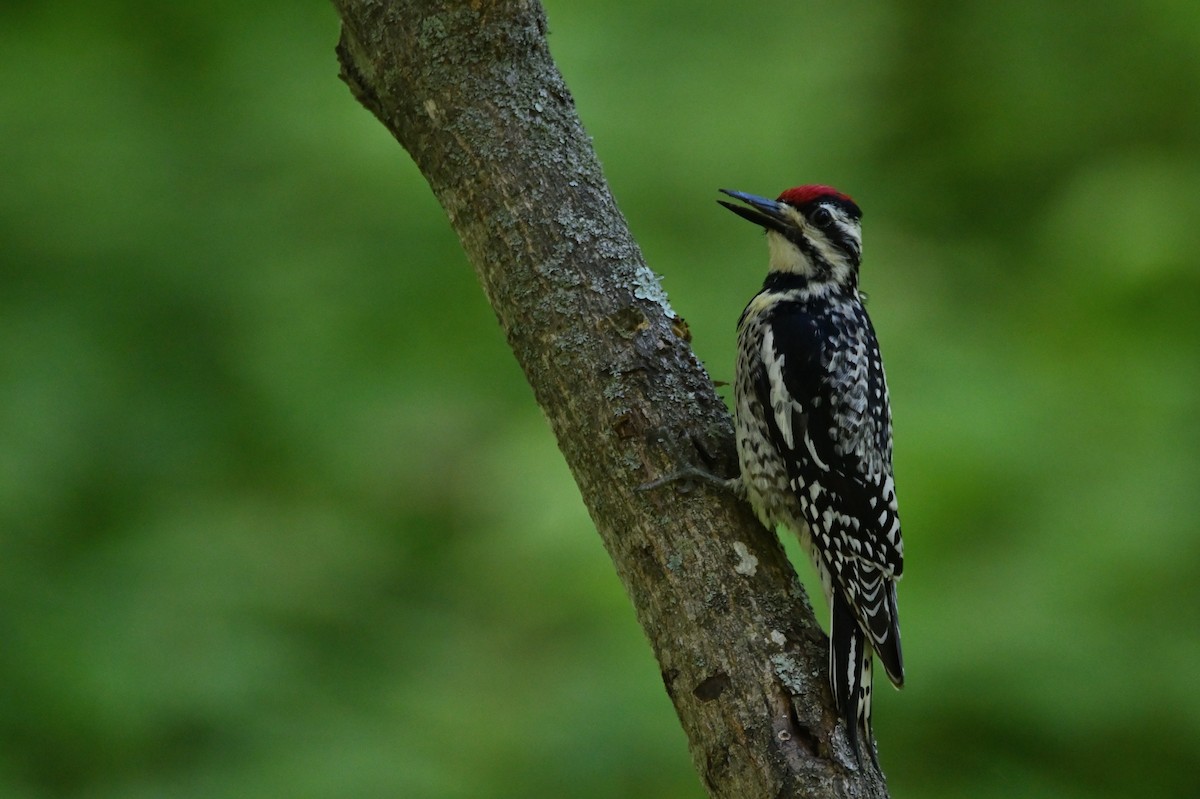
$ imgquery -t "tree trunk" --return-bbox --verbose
[330,2,891,796]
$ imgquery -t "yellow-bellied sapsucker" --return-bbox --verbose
[652,186,904,763]
[719,185,903,761]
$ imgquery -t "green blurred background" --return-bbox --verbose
[3,1,1198,797]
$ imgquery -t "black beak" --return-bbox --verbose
[717,189,790,235]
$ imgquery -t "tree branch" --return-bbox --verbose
[329,1,890,796]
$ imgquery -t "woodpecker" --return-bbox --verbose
[652,186,904,764]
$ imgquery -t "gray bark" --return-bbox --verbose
[330,1,891,796]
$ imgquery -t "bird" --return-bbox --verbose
[650,185,904,765]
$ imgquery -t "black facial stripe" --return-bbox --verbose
[813,196,862,221]
[829,220,862,265]
[784,226,819,258]
[782,227,834,279]
[782,215,862,273]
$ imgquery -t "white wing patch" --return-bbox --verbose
[761,326,806,453]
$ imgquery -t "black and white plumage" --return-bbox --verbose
[720,186,904,763]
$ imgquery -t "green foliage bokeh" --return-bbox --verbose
[2,2,1198,797]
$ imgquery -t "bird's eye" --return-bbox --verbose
[811,207,835,228]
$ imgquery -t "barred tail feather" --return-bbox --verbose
[852,560,904,689]
[875,580,904,688]
[831,591,876,765]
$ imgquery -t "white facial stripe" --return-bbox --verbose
[766,230,810,274]
[833,218,861,256]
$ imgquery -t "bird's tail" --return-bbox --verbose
[831,591,876,766]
